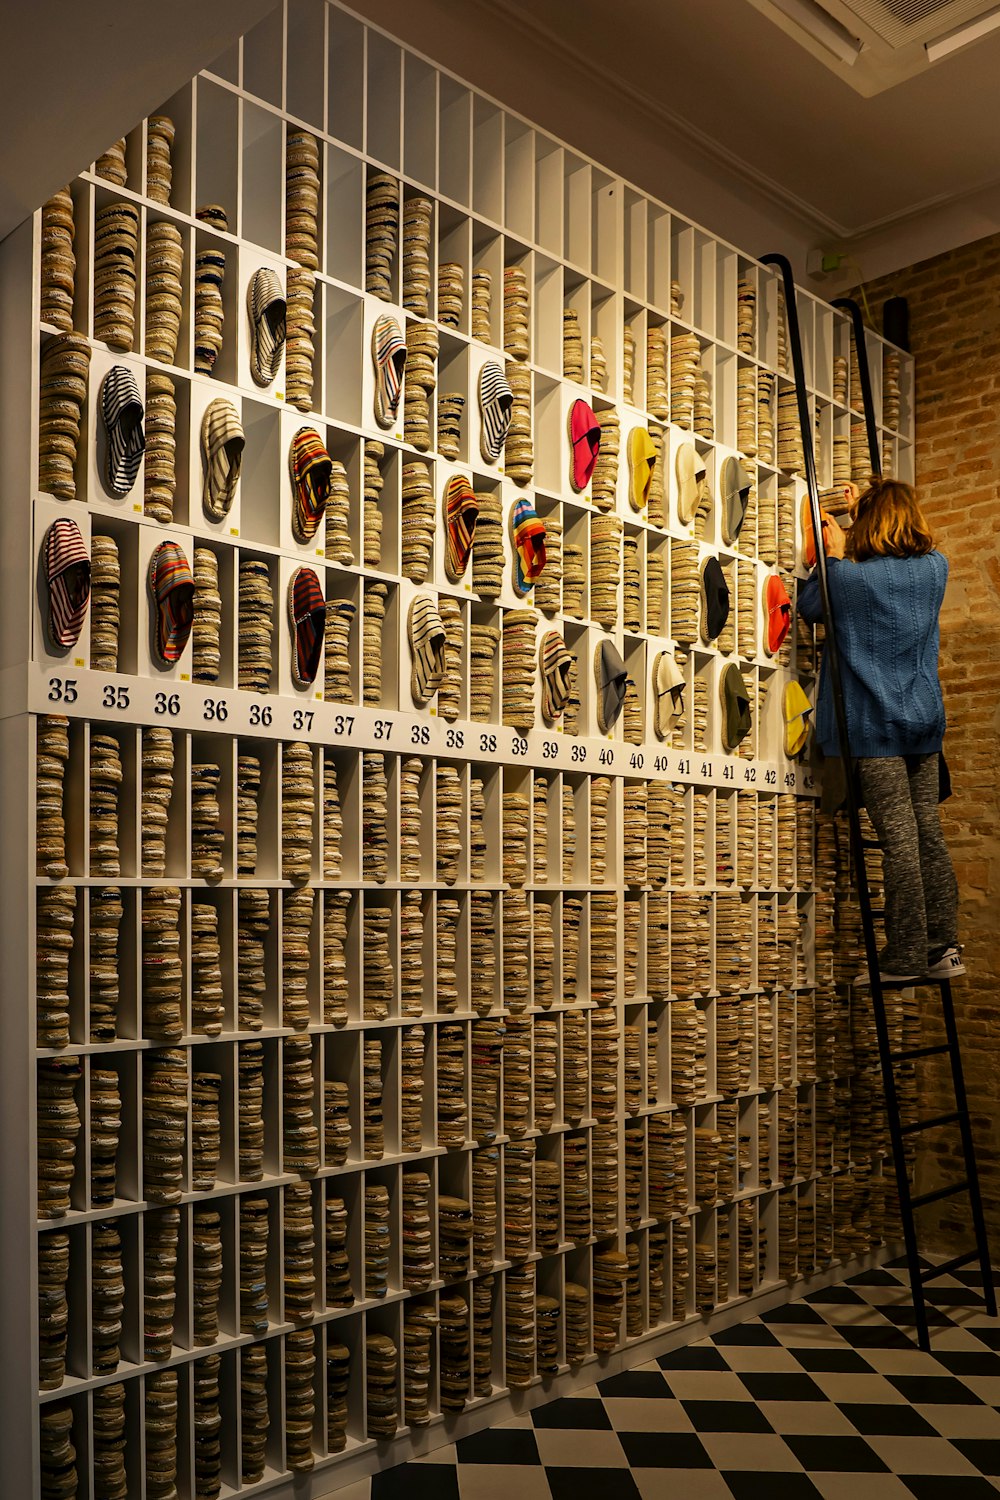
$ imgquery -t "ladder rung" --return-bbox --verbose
[860,839,882,850]
[891,1044,950,1063]
[910,1180,968,1211]
[920,1250,982,1283]
[899,1110,962,1138]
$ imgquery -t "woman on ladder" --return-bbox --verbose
[797,476,963,986]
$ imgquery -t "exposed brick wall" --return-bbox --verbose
[855,237,1000,1253]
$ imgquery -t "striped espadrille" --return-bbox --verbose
[246,267,287,388]
[201,397,245,521]
[371,314,406,428]
[538,630,574,724]
[443,476,478,582]
[44,518,91,649]
[509,496,547,596]
[100,365,145,498]
[148,541,194,664]
[287,566,326,686]
[478,360,513,463]
[407,594,446,707]
[289,428,332,543]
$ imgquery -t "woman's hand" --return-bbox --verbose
[823,519,846,559]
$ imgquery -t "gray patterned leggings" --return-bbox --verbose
[858,753,958,971]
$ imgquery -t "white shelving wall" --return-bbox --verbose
[0,1,915,1496]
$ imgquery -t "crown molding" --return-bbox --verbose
[846,166,1000,239]
[469,0,851,238]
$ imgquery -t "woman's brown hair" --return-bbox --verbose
[845,477,934,561]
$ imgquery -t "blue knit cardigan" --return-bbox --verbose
[797,551,947,758]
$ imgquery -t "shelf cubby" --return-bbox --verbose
[10,3,915,1496]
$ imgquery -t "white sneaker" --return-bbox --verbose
[852,967,921,987]
[926,946,965,980]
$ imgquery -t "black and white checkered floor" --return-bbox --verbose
[337,1259,1000,1500]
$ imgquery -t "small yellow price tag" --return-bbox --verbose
[180,673,190,683]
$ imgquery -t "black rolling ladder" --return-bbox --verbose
[762,256,996,1351]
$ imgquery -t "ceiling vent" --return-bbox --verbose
[749,0,1000,90]
[840,0,1000,47]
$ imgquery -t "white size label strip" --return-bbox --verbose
[28,668,818,792]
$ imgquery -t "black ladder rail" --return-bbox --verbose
[838,292,997,1324]
[937,971,997,1317]
[831,296,882,478]
[761,255,932,1351]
